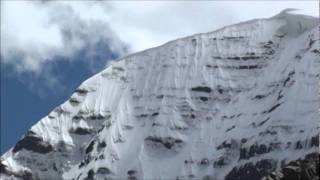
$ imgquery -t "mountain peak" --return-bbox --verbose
[271,8,318,36]
[1,11,319,180]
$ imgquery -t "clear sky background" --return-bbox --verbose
[0,1,318,153]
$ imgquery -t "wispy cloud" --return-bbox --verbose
[1,1,127,73]
[0,1,317,95]
[1,1,127,94]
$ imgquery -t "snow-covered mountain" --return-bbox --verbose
[1,10,319,180]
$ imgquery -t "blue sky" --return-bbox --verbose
[0,1,317,154]
[1,41,123,153]
[1,59,94,153]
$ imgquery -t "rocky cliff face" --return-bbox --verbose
[1,10,319,180]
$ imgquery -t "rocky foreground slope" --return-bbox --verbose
[1,10,319,180]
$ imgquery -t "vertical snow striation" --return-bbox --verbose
[1,11,319,180]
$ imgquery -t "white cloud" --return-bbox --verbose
[1,1,318,75]
[104,1,317,52]
[1,1,126,74]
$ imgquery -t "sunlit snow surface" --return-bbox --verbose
[1,10,319,180]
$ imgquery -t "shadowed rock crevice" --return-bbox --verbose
[262,153,319,180]
[12,131,53,154]
[145,136,184,149]
[225,159,276,180]
[191,86,212,93]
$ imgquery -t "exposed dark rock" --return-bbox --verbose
[76,173,83,180]
[0,161,9,175]
[225,159,276,180]
[262,42,273,49]
[310,136,319,147]
[54,106,70,115]
[283,77,291,87]
[213,157,225,167]
[151,112,159,117]
[253,94,266,100]
[97,141,106,151]
[145,136,184,149]
[97,126,105,133]
[222,114,236,120]
[239,148,247,160]
[239,143,270,160]
[12,131,53,154]
[128,176,138,180]
[191,38,197,45]
[0,164,35,180]
[79,155,92,168]
[136,114,148,118]
[282,166,301,180]
[113,66,124,71]
[191,86,212,93]
[84,169,94,180]
[258,117,270,127]
[227,56,241,60]
[288,69,296,78]
[202,175,215,180]
[53,163,58,172]
[248,144,259,158]
[277,90,284,100]
[258,144,268,154]
[217,87,224,94]
[156,95,164,99]
[199,158,209,166]
[212,56,222,59]
[86,141,95,154]
[283,71,295,87]
[259,129,277,136]
[20,170,33,180]
[295,141,303,150]
[222,36,244,40]
[120,76,128,82]
[152,122,162,127]
[267,142,281,152]
[69,97,80,105]
[275,34,285,38]
[267,40,273,44]
[263,153,319,180]
[241,138,247,144]
[241,56,261,60]
[311,49,320,54]
[98,154,105,160]
[72,115,83,121]
[97,167,110,174]
[199,96,209,102]
[206,64,219,68]
[87,114,110,121]
[56,141,69,152]
[7,170,34,180]
[262,103,281,114]
[226,125,236,132]
[295,54,302,59]
[70,127,92,135]
[217,139,237,150]
[78,161,85,168]
[128,170,137,176]
[75,88,89,95]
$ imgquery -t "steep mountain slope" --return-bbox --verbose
[1,10,319,180]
